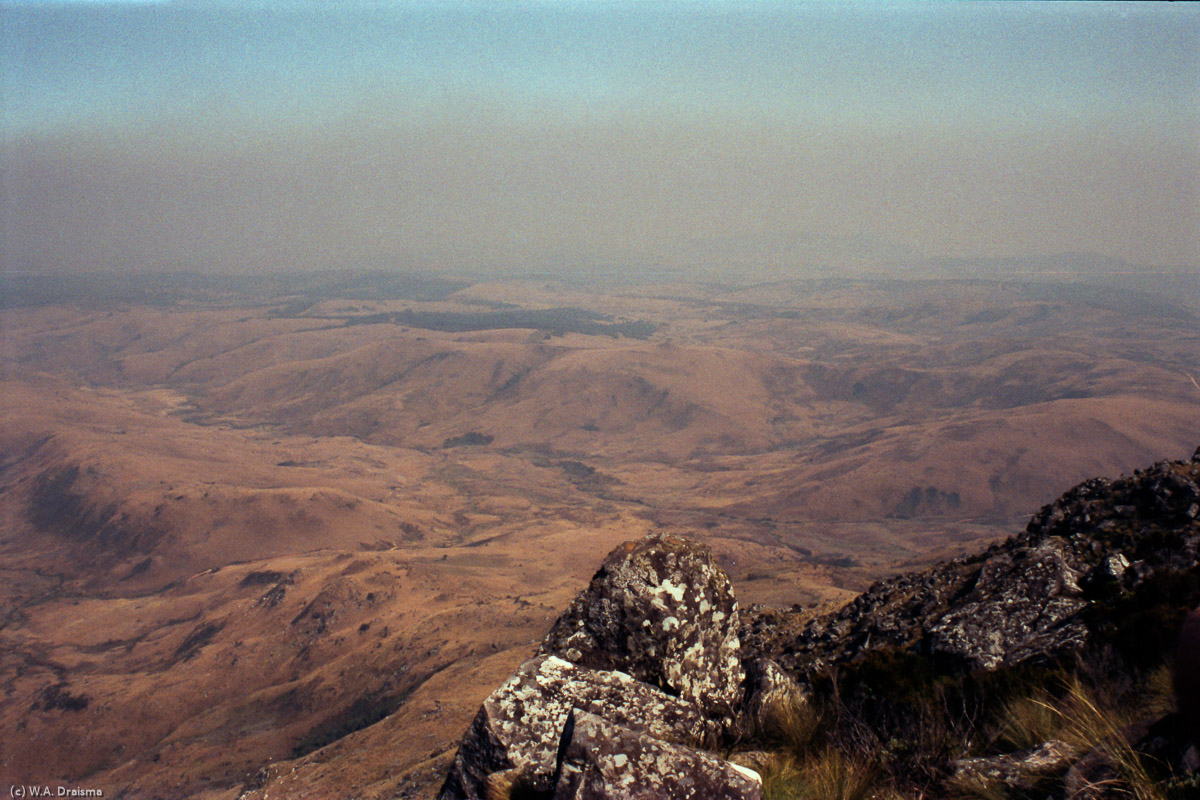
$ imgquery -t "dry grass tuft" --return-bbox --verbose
[758,750,883,800]
[984,677,1167,800]
[755,694,823,757]
[1053,681,1164,800]
[747,693,888,800]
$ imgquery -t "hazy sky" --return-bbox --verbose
[2,1,1197,276]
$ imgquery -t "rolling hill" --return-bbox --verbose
[0,272,1196,797]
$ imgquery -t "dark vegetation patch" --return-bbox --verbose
[343,307,655,339]
[532,458,622,495]
[1084,561,1200,672]
[891,486,962,518]
[289,683,415,759]
[240,570,291,588]
[442,432,493,449]
[962,306,1011,325]
[557,460,599,481]
[798,649,1065,792]
[28,465,91,533]
[809,554,858,569]
[28,465,163,555]
[397,520,425,541]
[290,592,342,636]
[172,622,223,662]
[806,429,884,458]
[489,368,529,400]
[257,583,288,608]
[80,635,145,654]
[32,683,90,713]
[123,556,153,580]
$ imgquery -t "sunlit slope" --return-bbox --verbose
[5,281,1195,526]
[0,376,451,587]
[0,378,659,797]
[1,276,1197,798]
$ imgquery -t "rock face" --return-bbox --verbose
[743,452,1200,681]
[438,534,759,800]
[553,710,763,800]
[438,656,710,799]
[927,541,1088,670]
[539,533,745,722]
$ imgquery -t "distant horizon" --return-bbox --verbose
[2,242,1199,283]
[2,1,1197,276]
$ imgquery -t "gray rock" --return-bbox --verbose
[552,710,763,800]
[743,657,805,733]
[1151,471,1200,519]
[539,533,745,722]
[437,656,710,800]
[1101,553,1130,580]
[928,541,1089,670]
[746,453,1200,683]
[951,740,1076,789]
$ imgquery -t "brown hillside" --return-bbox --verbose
[1,275,1196,797]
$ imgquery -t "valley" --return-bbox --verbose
[0,271,1197,798]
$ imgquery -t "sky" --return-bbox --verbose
[1,0,1198,277]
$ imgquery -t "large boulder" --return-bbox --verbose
[552,710,763,800]
[539,533,745,721]
[927,541,1089,670]
[437,656,711,800]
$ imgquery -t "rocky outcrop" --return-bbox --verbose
[539,533,745,722]
[439,449,1200,799]
[552,710,762,800]
[927,541,1088,669]
[438,534,759,800]
[438,656,710,799]
[743,450,1200,680]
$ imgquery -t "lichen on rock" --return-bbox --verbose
[552,710,763,800]
[437,656,709,799]
[927,540,1089,669]
[438,533,757,800]
[539,533,745,722]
